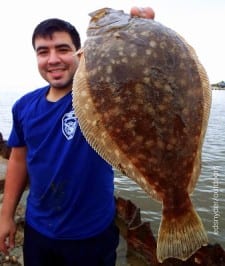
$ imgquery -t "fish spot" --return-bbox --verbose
[90,69,97,76]
[97,66,103,71]
[119,51,124,56]
[160,117,167,124]
[140,31,149,37]
[179,79,187,86]
[169,137,177,145]
[146,49,152,55]
[111,59,116,64]
[114,149,120,157]
[143,77,150,84]
[106,76,111,83]
[149,40,157,48]
[148,157,158,165]
[143,68,151,75]
[113,32,120,38]
[136,135,144,143]
[182,108,189,116]
[84,104,90,110]
[157,140,165,149]
[92,120,98,126]
[164,84,173,93]
[130,52,137,57]
[158,104,166,111]
[114,97,121,103]
[145,140,154,148]
[127,163,133,169]
[160,41,167,49]
[106,65,112,74]
[124,121,135,129]
[121,57,128,64]
[130,105,139,111]
[166,144,173,151]
[81,91,88,97]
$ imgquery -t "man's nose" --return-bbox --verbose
[48,50,60,64]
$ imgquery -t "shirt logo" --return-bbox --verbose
[62,111,78,140]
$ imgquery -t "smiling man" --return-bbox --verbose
[0,7,155,266]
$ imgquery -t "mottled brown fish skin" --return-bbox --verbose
[73,8,211,263]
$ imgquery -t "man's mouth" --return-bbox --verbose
[48,68,65,78]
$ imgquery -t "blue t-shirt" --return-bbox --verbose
[8,86,115,239]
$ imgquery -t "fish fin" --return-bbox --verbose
[189,65,211,193]
[179,38,212,194]
[157,205,208,262]
[188,66,211,193]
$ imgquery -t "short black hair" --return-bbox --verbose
[32,18,81,50]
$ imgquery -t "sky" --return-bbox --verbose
[0,0,224,93]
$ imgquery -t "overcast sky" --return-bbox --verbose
[0,0,224,93]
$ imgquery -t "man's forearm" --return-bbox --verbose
[0,147,28,219]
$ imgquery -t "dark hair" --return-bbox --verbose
[32,18,81,50]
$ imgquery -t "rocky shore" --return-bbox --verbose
[1,133,225,265]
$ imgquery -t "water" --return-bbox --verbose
[0,90,28,139]
[1,90,225,264]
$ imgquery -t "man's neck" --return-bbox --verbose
[46,87,71,102]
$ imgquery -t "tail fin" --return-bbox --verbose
[157,205,208,263]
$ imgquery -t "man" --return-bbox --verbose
[0,7,155,266]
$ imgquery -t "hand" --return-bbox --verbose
[0,216,17,254]
[130,7,155,19]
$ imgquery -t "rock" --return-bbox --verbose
[0,133,11,159]
[115,197,225,266]
[0,204,25,266]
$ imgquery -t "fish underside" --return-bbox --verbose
[73,8,211,263]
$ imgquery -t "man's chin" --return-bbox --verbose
[50,80,73,90]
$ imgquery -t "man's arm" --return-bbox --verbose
[0,146,28,254]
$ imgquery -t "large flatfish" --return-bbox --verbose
[72,8,211,262]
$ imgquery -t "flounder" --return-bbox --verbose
[72,8,211,262]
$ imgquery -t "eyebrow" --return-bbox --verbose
[35,43,73,52]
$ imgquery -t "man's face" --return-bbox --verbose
[34,31,79,91]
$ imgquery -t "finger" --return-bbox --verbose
[0,241,9,255]
[130,7,140,16]
[130,7,155,19]
[143,7,155,19]
[9,232,15,249]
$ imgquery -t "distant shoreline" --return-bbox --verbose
[211,86,225,90]
[211,81,225,90]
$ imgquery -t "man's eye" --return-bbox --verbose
[58,48,70,53]
[37,50,48,56]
